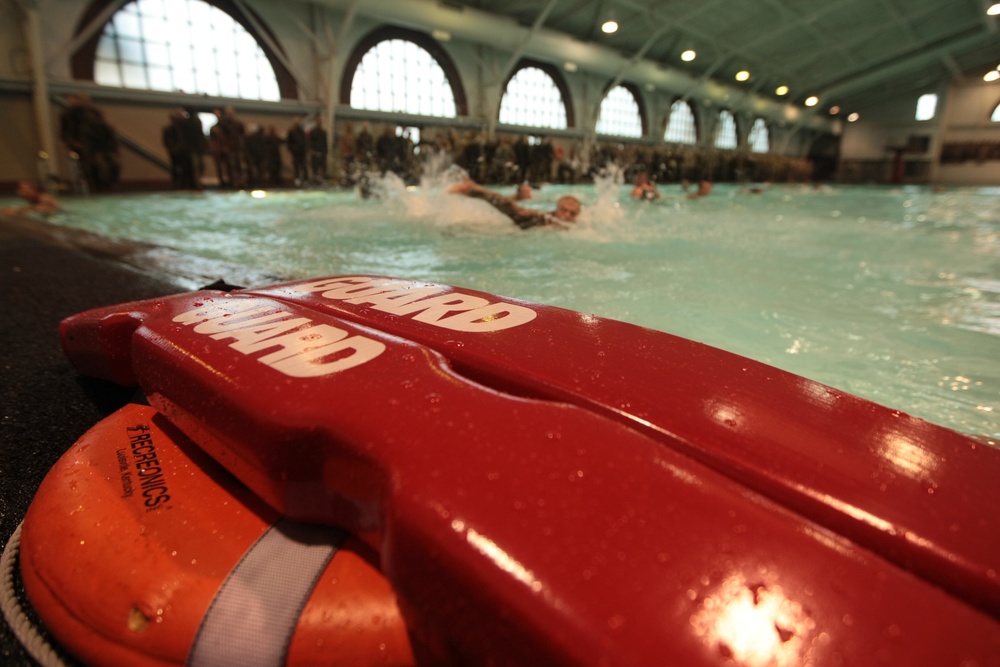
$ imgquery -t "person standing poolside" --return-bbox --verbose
[308,115,328,184]
[163,109,188,189]
[286,116,308,186]
[338,121,357,184]
[450,178,580,230]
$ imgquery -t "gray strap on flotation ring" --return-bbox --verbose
[188,518,347,667]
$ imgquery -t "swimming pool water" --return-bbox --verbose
[7,177,998,439]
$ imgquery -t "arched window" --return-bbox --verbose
[341,27,467,117]
[990,101,999,122]
[84,0,286,100]
[348,39,455,116]
[915,94,938,121]
[714,110,738,149]
[596,84,644,138]
[664,100,697,144]
[748,118,769,153]
[499,63,571,130]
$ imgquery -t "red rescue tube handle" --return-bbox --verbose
[58,288,1000,665]
[60,295,209,385]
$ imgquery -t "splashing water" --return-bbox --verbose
[367,158,631,239]
[574,165,630,241]
[361,152,504,229]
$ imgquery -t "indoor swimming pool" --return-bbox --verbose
[6,174,998,439]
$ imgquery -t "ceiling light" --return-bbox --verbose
[829,105,841,114]
[563,61,578,72]
[681,50,696,62]
[775,85,789,96]
[601,19,618,34]
[847,112,860,122]
[432,29,451,42]
[988,3,1000,15]
[735,70,750,82]
[985,70,1000,82]
[804,96,819,107]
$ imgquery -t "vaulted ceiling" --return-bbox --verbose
[442,0,999,115]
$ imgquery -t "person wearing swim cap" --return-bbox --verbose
[450,178,580,230]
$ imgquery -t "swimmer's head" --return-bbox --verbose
[554,196,581,223]
[16,180,39,199]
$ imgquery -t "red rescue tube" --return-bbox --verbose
[58,288,1000,666]
[19,404,416,667]
[245,275,1000,619]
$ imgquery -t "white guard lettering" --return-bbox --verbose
[173,301,385,378]
[292,276,537,332]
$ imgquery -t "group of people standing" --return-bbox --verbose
[153,102,816,192]
[284,115,329,186]
[59,94,120,193]
[164,109,338,190]
[162,107,208,190]
[332,126,578,190]
[335,122,420,187]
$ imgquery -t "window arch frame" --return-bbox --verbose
[595,82,646,139]
[70,0,297,99]
[340,25,468,117]
[663,98,699,145]
[497,59,575,130]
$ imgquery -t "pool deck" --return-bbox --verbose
[0,213,184,665]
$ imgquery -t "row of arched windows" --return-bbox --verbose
[82,0,777,150]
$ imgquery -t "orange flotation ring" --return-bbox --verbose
[19,403,415,666]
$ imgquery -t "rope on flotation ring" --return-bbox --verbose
[1,523,70,667]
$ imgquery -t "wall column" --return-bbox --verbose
[19,0,58,186]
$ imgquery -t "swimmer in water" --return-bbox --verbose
[687,180,713,199]
[450,178,581,230]
[630,171,660,201]
[1,180,62,217]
